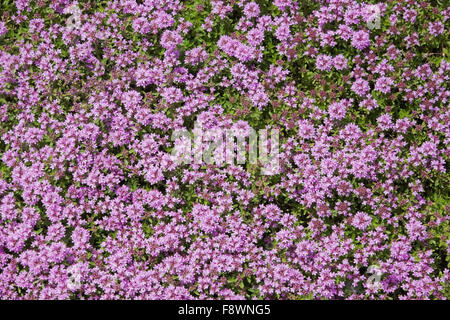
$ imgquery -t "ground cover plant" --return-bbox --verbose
[0,0,449,299]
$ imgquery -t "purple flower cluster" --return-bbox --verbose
[0,0,448,300]
[218,35,258,62]
[352,30,371,50]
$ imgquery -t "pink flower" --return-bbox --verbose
[244,2,260,19]
[185,47,208,65]
[428,21,444,36]
[251,89,269,109]
[316,54,333,71]
[275,23,291,42]
[333,54,348,70]
[377,113,393,130]
[247,28,265,46]
[160,30,182,50]
[161,87,184,104]
[328,100,350,120]
[351,30,371,50]
[0,21,7,36]
[218,35,256,62]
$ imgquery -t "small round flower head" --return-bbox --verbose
[351,30,371,50]
[251,89,269,109]
[247,28,265,46]
[316,54,333,71]
[0,0,448,302]
[351,78,370,96]
[333,54,348,70]
[374,76,394,94]
[160,30,182,50]
[428,21,444,36]
[0,21,7,36]
[328,100,348,120]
